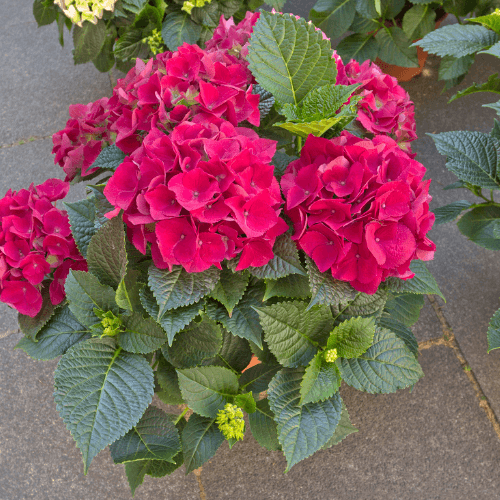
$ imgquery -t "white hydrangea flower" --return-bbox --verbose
[54,0,117,27]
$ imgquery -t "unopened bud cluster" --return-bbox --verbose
[145,29,165,56]
[96,310,122,338]
[54,0,117,27]
[216,403,245,442]
[181,0,211,15]
[324,348,338,363]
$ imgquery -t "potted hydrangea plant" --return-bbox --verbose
[4,11,441,495]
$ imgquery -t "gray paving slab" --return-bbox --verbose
[400,54,500,417]
[0,0,34,27]
[0,20,111,145]
[0,333,201,500]
[200,346,500,500]
[412,297,442,342]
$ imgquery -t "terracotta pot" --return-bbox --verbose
[242,355,261,372]
[374,14,448,82]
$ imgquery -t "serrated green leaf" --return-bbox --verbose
[65,271,119,328]
[379,0,405,18]
[253,84,275,119]
[156,358,184,405]
[480,40,500,58]
[414,24,498,57]
[177,366,239,418]
[271,151,298,180]
[182,413,224,474]
[430,130,500,189]
[384,260,444,300]
[349,13,379,33]
[18,285,57,341]
[122,0,148,12]
[247,12,337,105]
[64,198,97,257]
[487,307,500,352]
[92,25,116,73]
[327,317,376,358]
[376,27,419,67]
[337,328,424,393]
[110,406,180,464]
[336,33,379,63]
[114,26,149,62]
[334,289,388,317]
[235,392,257,414]
[87,217,127,289]
[384,293,424,326]
[248,234,306,279]
[457,205,500,249]
[118,313,167,354]
[256,300,332,367]
[432,200,473,224]
[148,265,219,316]
[276,117,346,137]
[268,368,342,471]
[438,55,475,81]
[54,338,154,473]
[449,73,500,103]
[205,329,253,373]
[89,145,126,172]
[210,269,248,315]
[248,399,280,451]
[15,306,90,361]
[162,315,223,369]
[444,180,469,190]
[470,11,500,33]
[161,11,202,51]
[355,0,377,18]
[73,19,107,65]
[33,0,57,26]
[377,315,419,357]
[299,351,341,405]
[403,4,435,41]
[309,0,357,40]
[116,270,143,313]
[264,274,311,301]
[239,363,281,395]
[321,403,357,449]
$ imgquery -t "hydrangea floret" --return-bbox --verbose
[6,11,443,495]
[54,0,117,27]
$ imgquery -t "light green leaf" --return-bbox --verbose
[321,403,357,449]
[469,11,500,34]
[54,338,154,473]
[235,392,257,414]
[327,317,376,358]
[299,351,341,405]
[336,33,379,63]
[449,73,500,102]
[375,27,419,67]
[248,399,280,451]
[210,269,248,316]
[161,11,202,51]
[64,198,96,257]
[275,116,347,137]
[73,19,107,64]
[487,307,500,352]
[480,41,500,58]
[432,200,473,224]
[118,313,167,354]
[457,205,500,250]
[309,0,357,40]
[338,328,424,393]
[264,274,311,301]
[402,4,435,41]
[116,270,143,313]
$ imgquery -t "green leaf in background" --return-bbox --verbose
[206,329,253,373]
[256,300,332,367]
[264,0,286,8]
[384,260,444,301]
[117,313,167,354]
[18,285,57,341]
[33,0,57,26]
[414,24,498,58]
[457,205,500,250]
[271,151,298,180]
[73,19,107,65]
[377,315,419,357]
[268,368,342,471]
[299,351,341,405]
[89,145,126,172]
[487,307,500,352]
[235,392,257,414]
[253,84,275,119]
[430,131,500,189]
[276,116,348,137]
[432,200,473,224]
[54,338,154,473]
[309,0,357,40]
[122,0,148,13]
[247,11,337,104]
[379,0,405,18]
[438,55,475,82]
[182,413,224,474]
[334,289,387,318]
[239,363,281,395]
[162,314,222,368]
[92,25,116,73]
[15,306,90,361]
[336,33,379,63]
[264,274,311,301]
[156,358,184,405]
[384,293,425,326]
[469,11,500,34]
[321,402,358,449]
[449,73,500,102]
[161,12,202,51]
[110,406,181,463]
[327,317,376,358]
[210,269,249,316]
[480,41,500,58]
[338,328,424,393]
[248,399,281,451]
[148,265,220,315]
[402,4,435,41]
[485,100,500,117]
[355,0,377,18]
[375,27,419,67]
[64,198,97,257]
[349,13,379,33]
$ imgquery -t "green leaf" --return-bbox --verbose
[384,260,444,301]
[306,256,356,310]
[33,0,57,26]
[309,0,357,40]
[156,358,184,405]
[239,363,281,395]
[457,205,500,250]
[92,26,116,73]
[182,413,224,474]
[375,27,419,67]
[334,289,388,317]
[205,284,265,348]
[469,11,500,33]
[210,269,248,316]
[432,200,473,224]
[379,0,405,18]
[264,0,286,8]
[321,402,357,449]
[87,217,127,289]
[248,234,306,279]
[18,285,57,341]
[114,26,149,62]
[116,270,143,313]
[162,315,223,369]
[272,151,298,179]
[268,368,343,471]
[72,19,107,65]
[110,406,180,464]
[384,293,424,327]
[480,40,500,58]
[487,307,500,352]
[64,198,96,257]
[177,366,239,418]
[247,11,337,105]
[263,274,311,301]
[89,145,125,172]
[444,180,469,190]
[438,55,475,81]
[253,84,275,119]
[235,392,257,414]
[118,313,167,354]
[148,264,220,316]
[402,5,435,41]
[327,317,376,358]
[429,130,500,189]
[65,271,118,328]
[449,73,500,102]
[275,116,348,137]
[206,329,253,373]
[191,1,220,27]
[299,351,341,405]
[338,328,424,393]
[349,13,379,33]
[15,306,90,361]
[161,11,202,51]
[336,33,379,63]
[54,338,154,473]
[122,0,148,13]
[355,0,377,18]
[248,399,281,451]
[377,315,419,357]
[414,24,498,58]
[255,300,332,367]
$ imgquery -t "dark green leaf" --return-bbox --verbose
[122,0,148,13]
[438,55,475,81]
[18,285,57,341]
[336,33,379,63]
[253,84,275,119]
[114,26,149,61]
[432,200,473,224]
[161,11,202,51]
[33,0,57,26]
[239,363,280,395]
[118,313,167,354]
[92,26,117,73]
[487,307,500,352]
[248,399,280,451]
[73,19,107,64]
[206,329,253,373]
[309,0,357,40]
[156,358,184,405]
[449,73,500,102]
[210,269,248,316]
[384,293,425,326]
[89,145,126,172]
[334,289,387,317]
[375,27,419,67]
[377,315,419,357]
[271,151,298,180]
[263,274,311,301]
[321,403,357,449]
[402,4,435,41]
[457,205,500,249]
[64,198,97,257]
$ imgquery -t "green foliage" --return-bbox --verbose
[327,317,376,358]
[161,12,202,51]
[438,55,475,82]
[18,286,58,341]
[450,73,500,102]
[239,363,281,395]
[470,10,500,33]
[403,4,436,41]
[118,313,167,354]
[458,205,500,249]
[156,358,184,405]
[321,403,358,449]
[487,307,500,352]
[235,392,257,414]
[309,0,357,40]
[89,145,126,173]
[377,315,419,357]
[253,84,275,119]
[384,293,425,327]
[248,399,280,451]
[33,0,58,26]
[263,274,311,301]
[432,200,473,224]
[210,269,249,316]
[64,198,97,257]
[336,33,379,63]
[206,328,253,373]
[72,19,107,64]
[375,27,419,67]
[334,289,388,317]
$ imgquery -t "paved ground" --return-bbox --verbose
[2,1,500,499]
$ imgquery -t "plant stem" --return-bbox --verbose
[151,357,160,370]
[175,407,189,425]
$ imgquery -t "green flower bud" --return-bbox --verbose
[181,0,211,15]
[324,348,338,364]
[96,310,123,338]
[216,403,245,442]
[145,29,165,56]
